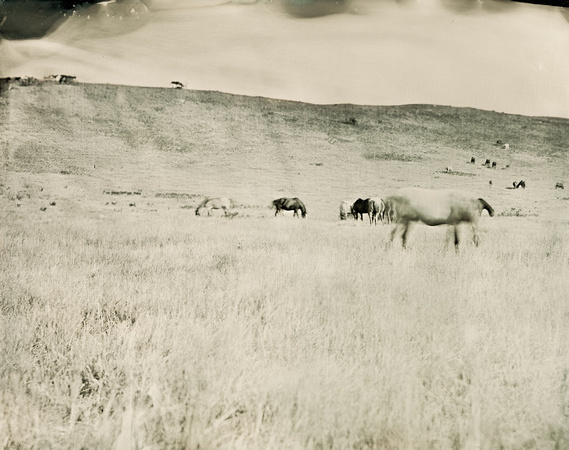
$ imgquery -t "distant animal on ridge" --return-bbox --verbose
[502,143,510,151]
[492,161,497,169]
[273,197,306,218]
[484,159,491,167]
[555,182,564,189]
[470,156,476,164]
[195,197,232,216]
[385,187,494,249]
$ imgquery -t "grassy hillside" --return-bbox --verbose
[1,83,568,449]
[1,82,568,218]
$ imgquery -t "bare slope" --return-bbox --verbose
[1,82,568,220]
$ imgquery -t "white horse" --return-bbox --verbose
[339,200,352,220]
[195,197,232,216]
[386,188,494,248]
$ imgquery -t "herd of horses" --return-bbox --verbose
[195,188,496,248]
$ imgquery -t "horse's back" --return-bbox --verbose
[392,188,474,224]
[204,196,231,209]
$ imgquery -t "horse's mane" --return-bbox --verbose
[477,198,494,217]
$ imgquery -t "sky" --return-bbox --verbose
[1,0,569,118]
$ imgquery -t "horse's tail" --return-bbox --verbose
[478,198,494,217]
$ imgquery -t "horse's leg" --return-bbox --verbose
[274,208,279,217]
[390,223,404,245]
[472,224,479,247]
[401,222,411,248]
[454,225,460,250]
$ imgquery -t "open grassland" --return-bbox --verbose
[1,83,569,448]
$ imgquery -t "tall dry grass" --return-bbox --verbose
[1,209,568,449]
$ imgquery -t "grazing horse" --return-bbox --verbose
[195,197,232,216]
[273,197,307,218]
[386,188,494,249]
[383,198,397,224]
[370,197,385,224]
[339,200,353,220]
[470,156,476,164]
[555,182,564,190]
[351,198,375,224]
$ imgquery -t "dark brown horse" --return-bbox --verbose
[351,198,375,224]
[272,197,307,218]
[386,188,494,248]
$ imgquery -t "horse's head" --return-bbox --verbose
[477,198,494,217]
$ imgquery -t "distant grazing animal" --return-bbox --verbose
[58,75,76,84]
[370,198,385,224]
[492,161,497,169]
[502,143,510,151]
[445,166,453,173]
[496,140,503,145]
[385,188,494,249]
[518,180,526,189]
[171,81,184,89]
[489,180,492,186]
[555,182,564,189]
[470,156,476,164]
[195,197,232,216]
[351,198,375,224]
[339,200,353,220]
[273,197,306,218]
[484,159,491,167]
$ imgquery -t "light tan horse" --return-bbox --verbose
[339,200,353,220]
[195,197,232,216]
[383,198,397,224]
[369,197,385,224]
[386,188,494,248]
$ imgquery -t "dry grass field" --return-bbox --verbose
[1,82,569,449]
